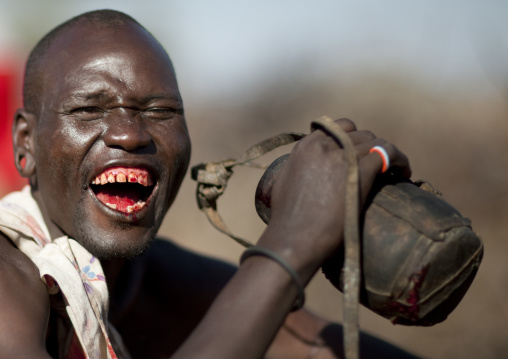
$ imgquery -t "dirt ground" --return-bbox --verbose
[161,73,508,359]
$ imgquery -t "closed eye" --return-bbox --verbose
[71,107,105,121]
[142,107,181,120]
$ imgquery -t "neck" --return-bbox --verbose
[100,257,128,294]
[31,188,67,240]
[102,255,145,324]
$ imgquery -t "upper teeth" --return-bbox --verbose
[92,168,150,186]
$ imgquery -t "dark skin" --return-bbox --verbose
[0,20,417,358]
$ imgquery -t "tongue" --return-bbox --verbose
[95,186,142,213]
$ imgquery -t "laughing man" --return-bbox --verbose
[0,9,416,359]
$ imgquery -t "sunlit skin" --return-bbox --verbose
[25,22,191,259]
[1,14,419,359]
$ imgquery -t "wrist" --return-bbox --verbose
[240,246,305,311]
[255,223,340,286]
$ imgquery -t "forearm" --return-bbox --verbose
[171,254,300,359]
[172,118,414,358]
[266,309,340,359]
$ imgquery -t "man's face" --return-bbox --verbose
[30,23,191,259]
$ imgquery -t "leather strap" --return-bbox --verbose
[311,116,360,359]
[191,132,305,248]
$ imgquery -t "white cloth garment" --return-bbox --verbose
[0,186,130,359]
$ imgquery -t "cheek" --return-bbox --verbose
[36,135,70,192]
[35,121,98,198]
[169,130,191,181]
[176,130,191,164]
[155,124,191,207]
[158,121,191,171]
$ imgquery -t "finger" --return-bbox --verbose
[354,138,388,157]
[348,130,378,146]
[354,139,411,177]
[311,118,357,139]
[363,142,412,178]
[334,118,357,133]
[356,143,412,206]
[305,118,358,150]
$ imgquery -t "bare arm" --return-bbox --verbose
[172,118,412,358]
[268,309,420,359]
[0,233,51,358]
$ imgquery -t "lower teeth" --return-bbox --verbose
[127,201,146,213]
[105,200,146,213]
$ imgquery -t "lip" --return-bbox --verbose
[87,159,159,219]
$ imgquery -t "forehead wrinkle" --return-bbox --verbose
[70,91,113,102]
[66,92,182,107]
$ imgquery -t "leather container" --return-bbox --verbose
[255,154,483,326]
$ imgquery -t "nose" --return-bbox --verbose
[103,109,152,151]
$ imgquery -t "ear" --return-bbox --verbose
[12,108,37,178]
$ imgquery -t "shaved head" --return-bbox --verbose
[23,9,157,114]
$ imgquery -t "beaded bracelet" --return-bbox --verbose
[240,246,305,311]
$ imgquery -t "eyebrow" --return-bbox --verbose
[67,92,181,104]
[66,91,182,105]
[137,93,182,104]
[69,91,112,102]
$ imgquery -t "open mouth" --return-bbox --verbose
[90,167,155,214]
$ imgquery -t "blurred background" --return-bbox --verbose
[1,1,507,358]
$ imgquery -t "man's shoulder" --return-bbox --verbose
[0,232,47,302]
[0,233,50,356]
[0,232,41,284]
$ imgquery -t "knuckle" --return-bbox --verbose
[381,142,396,156]
[359,130,377,141]
[372,138,388,149]
[335,118,357,132]
[378,139,396,157]
[293,132,341,161]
